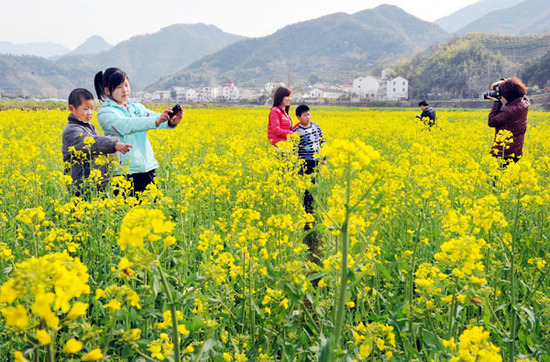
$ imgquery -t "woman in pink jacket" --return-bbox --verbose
[267,87,293,148]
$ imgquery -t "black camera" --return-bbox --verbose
[167,103,182,119]
[483,85,501,100]
[483,79,506,100]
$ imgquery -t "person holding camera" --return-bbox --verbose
[94,67,184,194]
[485,77,530,166]
[416,100,436,127]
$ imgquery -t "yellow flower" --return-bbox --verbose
[63,338,83,354]
[1,304,29,329]
[103,299,122,311]
[36,329,51,345]
[81,348,104,361]
[67,301,88,320]
[14,351,29,362]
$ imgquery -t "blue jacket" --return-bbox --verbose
[97,99,175,174]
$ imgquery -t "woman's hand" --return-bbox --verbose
[168,108,184,126]
[155,108,172,126]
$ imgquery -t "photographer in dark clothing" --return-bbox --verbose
[416,100,436,127]
[486,77,529,166]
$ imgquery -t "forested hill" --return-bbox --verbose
[55,24,246,90]
[147,5,449,90]
[521,48,550,89]
[0,54,90,98]
[394,33,550,99]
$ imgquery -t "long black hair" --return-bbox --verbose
[94,68,128,101]
[272,86,291,115]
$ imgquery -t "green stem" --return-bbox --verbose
[332,160,352,356]
[47,336,55,362]
[102,314,118,357]
[447,277,459,340]
[509,194,521,361]
[157,263,181,362]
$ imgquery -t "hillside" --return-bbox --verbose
[394,33,550,99]
[521,48,550,88]
[457,0,550,35]
[435,0,520,33]
[0,54,90,98]
[148,5,450,90]
[64,36,113,56]
[55,24,246,90]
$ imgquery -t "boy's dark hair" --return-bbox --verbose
[94,67,128,101]
[68,88,94,107]
[418,100,429,107]
[296,104,310,117]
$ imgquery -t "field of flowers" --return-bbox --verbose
[0,105,549,361]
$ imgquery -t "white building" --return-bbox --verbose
[152,90,172,102]
[221,80,239,102]
[199,87,219,102]
[263,82,286,94]
[385,76,409,101]
[352,76,379,100]
[352,73,408,101]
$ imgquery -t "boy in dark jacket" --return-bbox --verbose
[62,88,132,198]
[416,100,436,127]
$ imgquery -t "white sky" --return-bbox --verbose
[1,0,480,49]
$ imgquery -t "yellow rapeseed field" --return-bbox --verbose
[0,106,549,361]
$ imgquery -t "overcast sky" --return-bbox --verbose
[1,0,480,49]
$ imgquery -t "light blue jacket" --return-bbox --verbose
[97,98,175,174]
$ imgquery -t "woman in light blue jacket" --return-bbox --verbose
[94,67,184,193]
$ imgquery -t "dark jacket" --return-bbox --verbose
[62,114,118,196]
[488,96,529,158]
[419,106,436,126]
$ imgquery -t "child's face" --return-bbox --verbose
[298,110,311,126]
[69,99,94,122]
[107,78,131,105]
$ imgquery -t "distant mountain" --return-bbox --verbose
[457,0,550,35]
[65,36,112,56]
[394,33,550,99]
[55,24,246,90]
[148,5,450,90]
[0,41,69,58]
[0,54,91,98]
[435,0,520,33]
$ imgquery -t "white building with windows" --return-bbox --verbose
[385,76,409,101]
[352,73,408,101]
[352,76,379,100]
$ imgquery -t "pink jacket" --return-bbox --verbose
[267,106,293,146]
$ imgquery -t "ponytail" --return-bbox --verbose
[94,68,129,102]
[94,71,106,101]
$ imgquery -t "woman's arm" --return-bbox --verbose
[488,101,508,128]
[268,108,293,138]
[98,107,160,136]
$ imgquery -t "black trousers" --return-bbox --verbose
[128,169,156,194]
[298,160,319,215]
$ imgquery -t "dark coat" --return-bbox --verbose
[488,96,530,158]
[62,114,118,195]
